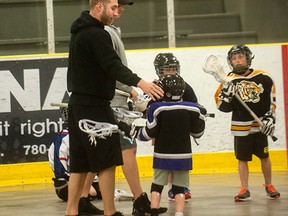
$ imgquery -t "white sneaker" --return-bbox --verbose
[114,189,134,201]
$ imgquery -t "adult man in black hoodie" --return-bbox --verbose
[66,0,163,216]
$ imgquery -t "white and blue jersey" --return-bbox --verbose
[48,130,70,180]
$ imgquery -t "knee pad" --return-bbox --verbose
[150,183,164,194]
[172,185,185,196]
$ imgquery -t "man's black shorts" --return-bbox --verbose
[68,104,123,173]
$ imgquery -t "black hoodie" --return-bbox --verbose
[67,11,141,105]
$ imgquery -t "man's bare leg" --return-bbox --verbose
[98,166,117,215]
[65,172,87,215]
[81,172,96,197]
[122,148,143,198]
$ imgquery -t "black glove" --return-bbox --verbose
[218,83,236,103]
[196,103,207,115]
[260,111,275,136]
[117,121,132,137]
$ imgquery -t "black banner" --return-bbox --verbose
[0,56,69,164]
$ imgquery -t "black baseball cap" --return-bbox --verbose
[118,0,134,5]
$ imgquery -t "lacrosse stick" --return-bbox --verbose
[50,90,130,108]
[202,54,277,141]
[115,89,131,97]
[78,119,118,146]
[112,107,143,125]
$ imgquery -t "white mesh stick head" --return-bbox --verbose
[202,54,232,84]
[78,119,118,146]
[112,108,143,125]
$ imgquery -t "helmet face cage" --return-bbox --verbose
[60,106,68,124]
[227,44,254,69]
[154,53,180,77]
[158,74,186,102]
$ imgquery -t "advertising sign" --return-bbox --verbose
[0,56,69,164]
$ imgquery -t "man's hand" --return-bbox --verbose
[137,79,164,101]
[260,111,276,136]
[218,82,236,103]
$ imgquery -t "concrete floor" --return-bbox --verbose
[0,171,287,216]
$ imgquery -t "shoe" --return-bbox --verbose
[168,189,175,201]
[234,187,252,202]
[168,188,191,201]
[112,211,124,216]
[264,184,280,199]
[114,189,134,201]
[132,192,167,215]
[78,197,104,215]
[150,208,159,216]
[184,187,191,201]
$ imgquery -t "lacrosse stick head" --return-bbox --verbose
[78,119,118,146]
[154,53,180,77]
[227,44,254,75]
[112,108,143,125]
[202,54,232,84]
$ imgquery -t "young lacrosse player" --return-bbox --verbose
[48,105,103,215]
[153,53,206,201]
[137,74,206,216]
[214,44,280,201]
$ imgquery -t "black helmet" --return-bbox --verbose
[60,106,68,125]
[154,53,180,77]
[227,44,254,74]
[158,74,186,102]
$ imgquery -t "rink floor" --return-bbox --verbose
[0,171,287,216]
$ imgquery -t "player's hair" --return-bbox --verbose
[89,0,109,9]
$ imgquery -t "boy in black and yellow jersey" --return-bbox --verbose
[214,44,280,202]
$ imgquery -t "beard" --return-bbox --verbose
[100,5,114,25]
[232,64,249,75]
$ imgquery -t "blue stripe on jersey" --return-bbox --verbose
[153,157,192,170]
[53,131,69,179]
[147,101,203,129]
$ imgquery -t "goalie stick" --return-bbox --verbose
[202,54,277,141]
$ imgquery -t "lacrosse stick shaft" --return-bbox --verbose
[205,113,215,118]
[50,102,68,107]
[115,89,130,97]
[234,94,277,141]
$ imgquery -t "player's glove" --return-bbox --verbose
[260,111,276,136]
[218,83,236,103]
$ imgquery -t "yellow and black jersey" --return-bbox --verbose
[214,69,276,136]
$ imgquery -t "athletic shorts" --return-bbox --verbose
[68,104,123,173]
[234,132,269,161]
[120,134,137,150]
[152,169,189,188]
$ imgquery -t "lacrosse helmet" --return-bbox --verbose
[227,44,254,74]
[154,53,180,77]
[60,106,68,125]
[158,74,186,102]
